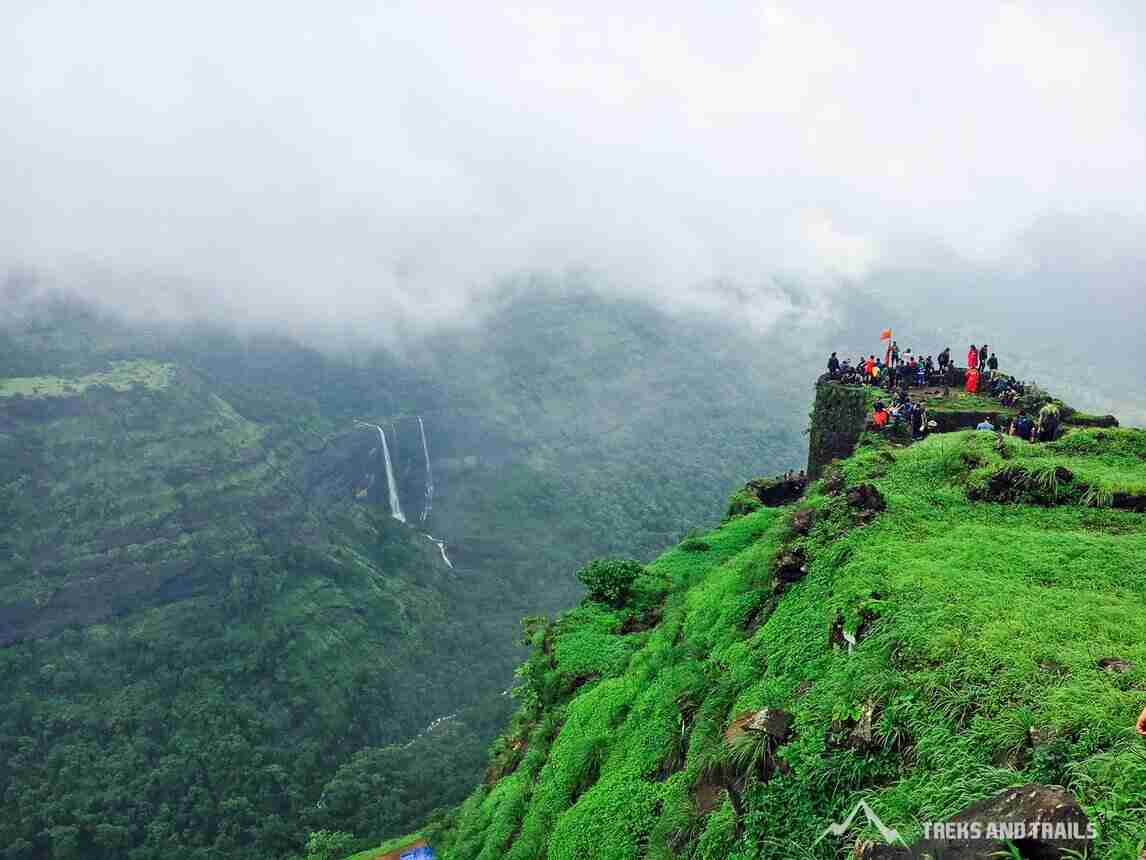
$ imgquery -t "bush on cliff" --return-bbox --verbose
[576,558,645,605]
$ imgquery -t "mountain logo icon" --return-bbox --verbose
[816,800,909,847]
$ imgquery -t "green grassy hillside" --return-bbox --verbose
[426,423,1146,859]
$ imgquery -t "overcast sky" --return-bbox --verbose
[2,1,1143,340]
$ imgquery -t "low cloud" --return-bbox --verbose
[2,1,1143,341]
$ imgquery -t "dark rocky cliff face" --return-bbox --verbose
[805,379,871,478]
[803,375,1120,481]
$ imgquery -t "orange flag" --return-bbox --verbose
[879,329,892,341]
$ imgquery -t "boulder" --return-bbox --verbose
[724,708,795,746]
[823,468,847,495]
[791,507,817,535]
[846,483,887,518]
[722,708,796,783]
[972,465,1074,505]
[773,547,808,586]
[742,476,809,507]
[1112,492,1146,512]
[1096,657,1133,673]
[745,708,795,743]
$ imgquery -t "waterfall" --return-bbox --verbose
[401,710,459,749]
[358,421,405,523]
[378,425,406,523]
[417,416,434,522]
[424,534,453,569]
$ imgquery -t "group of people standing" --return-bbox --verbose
[965,343,999,374]
[870,390,933,439]
[826,341,999,392]
[829,339,1067,444]
[826,348,935,388]
[992,402,1061,443]
[963,343,1001,394]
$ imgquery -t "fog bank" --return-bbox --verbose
[2,1,1143,340]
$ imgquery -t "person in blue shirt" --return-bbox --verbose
[976,417,995,432]
[1009,411,1033,441]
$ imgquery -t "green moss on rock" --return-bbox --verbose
[806,382,875,478]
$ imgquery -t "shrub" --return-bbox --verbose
[576,558,644,604]
[679,536,711,553]
[304,830,355,860]
[725,489,762,519]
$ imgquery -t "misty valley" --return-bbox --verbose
[0,289,811,859]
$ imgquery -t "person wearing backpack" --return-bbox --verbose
[911,403,926,439]
[1010,411,1032,441]
[1035,403,1061,442]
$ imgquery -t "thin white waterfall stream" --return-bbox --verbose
[417,416,434,522]
[401,710,460,749]
[424,534,454,569]
[357,421,405,523]
[357,420,455,568]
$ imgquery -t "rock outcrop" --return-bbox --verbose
[857,784,1092,859]
[807,380,872,478]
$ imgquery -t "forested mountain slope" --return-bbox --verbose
[424,392,1146,859]
[0,287,811,860]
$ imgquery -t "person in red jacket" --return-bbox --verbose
[967,344,979,369]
